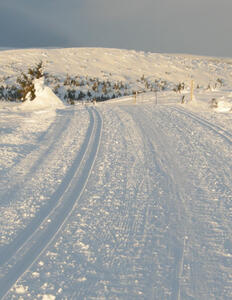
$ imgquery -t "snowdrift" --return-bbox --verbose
[214,100,232,112]
[21,77,64,111]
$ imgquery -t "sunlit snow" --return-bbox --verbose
[0,48,232,300]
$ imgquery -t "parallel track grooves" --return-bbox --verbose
[171,106,232,144]
[0,107,102,299]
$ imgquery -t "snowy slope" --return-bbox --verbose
[0,48,232,299]
[0,47,232,88]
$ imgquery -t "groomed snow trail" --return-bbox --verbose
[171,106,232,144]
[0,107,102,299]
[3,100,232,300]
[119,103,232,299]
[0,106,89,247]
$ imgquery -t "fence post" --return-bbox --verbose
[134,91,137,104]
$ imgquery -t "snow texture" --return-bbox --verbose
[0,48,232,300]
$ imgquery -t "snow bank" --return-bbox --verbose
[183,95,209,111]
[21,77,64,111]
[182,93,232,113]
[214,100,232,112]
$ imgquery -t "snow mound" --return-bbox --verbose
[22,77,64,111]
[41,295,56,300]
[214,100,232,112]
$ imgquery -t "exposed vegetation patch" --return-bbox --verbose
[0,62,226,104]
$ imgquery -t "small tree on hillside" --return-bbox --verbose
[17,61,44,101]
[173,82,185,93]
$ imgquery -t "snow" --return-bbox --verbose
[0,48,232,299]
[15,285,28,294]
[41,294,56,300]
[214,100,232,112]
[21,77,64,111]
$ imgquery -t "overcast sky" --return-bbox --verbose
[1,0,232,57]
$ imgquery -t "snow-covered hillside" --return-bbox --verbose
[1,47,232,105]
[0,47,232,86]
[0,48,232,299]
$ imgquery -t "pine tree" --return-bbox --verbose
[16,61,44,101]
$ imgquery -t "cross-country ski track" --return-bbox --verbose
[0,107,102,299]
[1,98,232,299]
[171,106,232,145]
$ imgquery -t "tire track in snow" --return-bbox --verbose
[0,107,102,299]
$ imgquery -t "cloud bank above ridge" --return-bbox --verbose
[0,0,232,57]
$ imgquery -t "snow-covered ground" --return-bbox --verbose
[0,48,232,299]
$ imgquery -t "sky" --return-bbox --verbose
[0,0,232,57]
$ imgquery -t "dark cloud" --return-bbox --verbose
[0,3,68,47]
[0,0,232,57]
[158,0,232,57]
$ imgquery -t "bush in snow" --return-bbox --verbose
[0,67,174,104]
[210,98,218,108]
[0,84,21,102]
[16,61,44,101]
[173,82,185,93]
[214,78,224,89]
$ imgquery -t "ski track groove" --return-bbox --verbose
[119,102,231,299]
[170,105,232,262]
[0,109,84,266]
[148,104,232,299]
[172,105,232,144]
[2,102,231,299]
[0,107,102,300]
